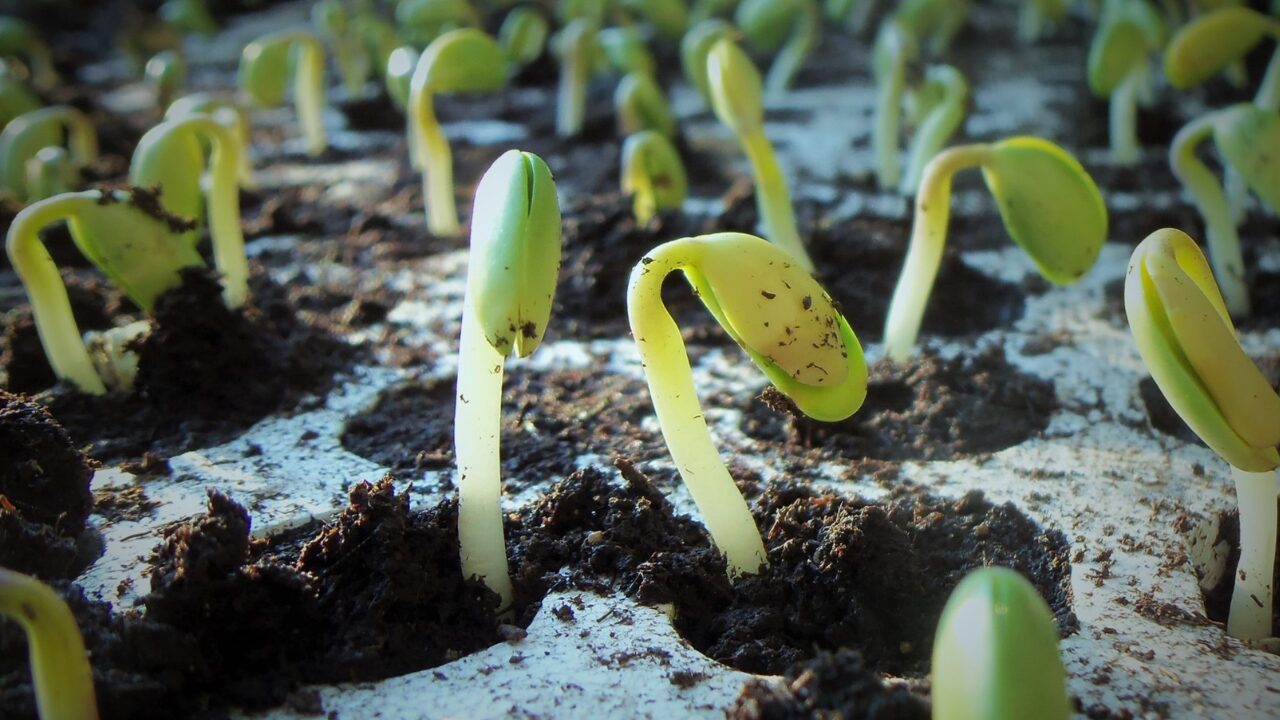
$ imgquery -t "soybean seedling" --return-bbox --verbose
[932,567,1070,720]
[1126,228,1280,640]
[130,113,250,308]
[159,0,218,35]
[883,137,1107,361]
[825,0,875,33]
[385,46,417,111]
[0,568,99,720]
[680,18,735,105]
[1165,6,1280,112]
[499,6,551,68]
[735,0,822,95]
[621,0,689,41]
[554,19,599,138]
[1019,0,1068,44]
[872,19,917,191]
[25,146,75,201]
[239,30,328,157]
[1169,103,1280,318]
[615,72,676,138]
[900,63,967,195]
[621,129,688,224]
[396,0,481,46]
[1087,0,1165,166]
[314,0,372,97]
[599,26,656,77]
[0,106,98,202]
[895,0,969,56]
[707,38,815,271]
[409,28,508,237]
[0,74,41,130]
[0,17,57,90]
[166,92,255,187]
[145,50,187,109]
[628,232,867,575]
[455,150,562,610]
[5,189,203,394]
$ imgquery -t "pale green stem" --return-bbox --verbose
[764,2,819,96]
[1110,70,1139,166]
[294,36,328,156]
[1227,466,1277,641]
[1170,114,1250,317]
[0,568,99,720]
[883,143,990,362]
[1255,46,1280,113]
[740,127,814,272]
[873,51,904,190]
[455,297,515,611]
[1225,166,1248,226]
[556,44,588,137]
[624,157,656,225]
[4,193,106,394]
[410,92,460,237]
[628,240,767,576]
[900,67,967,194]
[200,120,249,308]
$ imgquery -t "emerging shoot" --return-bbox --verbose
[0,17,58,90]
[680,18,735,105]
[0,568,99,720]
[396,0,482,46]
[499,6,550,68]
[900,63,968,195]
[314,0,372,97]
[628,232,867,575]
[1086,0,1164,165]
[884,137,1106,361]
[238,30,329,156]
[166,92,255,187]
[735,0,822,94]
[455,150,562,610]
[1165,6,1280,111]
[553,19,599,138]
[1126,228,1280,640]
[615,72,676,138]
[0,75,42,130]
[145,50,187,109]
[621,129,688,224]
[895,0,969,56]
[0,106,98,202]
[599,26,656,77]
[872,19,916,190]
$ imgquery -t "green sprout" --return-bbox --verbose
[1125,228,1280,640]
[883,137,1107,361]
[0,568,99,720]
[734,0,822,95]
[1018,0,1068,44]
[455,150,562,610]
[396,0,481,46]
[931,567,1070,720]
[895,0,969,56]
[621,129,688,224]
[1169,103,1280,318]
[825,0,875,33]
[354,11,400,86]
[499,6,551,68]
[554,19,599,138]
[615,72,676,138]
[0,17,58,91]
[385,46,417,110]
[629,233,867,575]
[0,74,42,130]
[314,0,372,97]
[707,37,815,272]
[145,50,187,109]
[1086,0,1165,166]
[0,106,98,203]
[872,19,917,191]
[159,0,218,35]
[130,113,250,308]
[557,0,609,26]
[679,18,735,105]
[621,0,690,41]
[1165,6,1280,112]
[166,92,255,188]
[5,189,203,394]
[409,28,508,237]
[900,63,967,194]
[599,26,656,77]
[238,30,328,157]
[25,146,74,201]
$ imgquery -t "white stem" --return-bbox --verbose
[1228,466,1277,641]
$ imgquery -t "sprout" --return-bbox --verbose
[1169,103,1280,318]
[553,19,599,138]
[396,0,482,46]
[0,568,99,720]
[455,150,562,610]
[5,189,203,394]
[628,232,867,575]
[734,0,822,94]
[145,50,187,109]
[499,6,551,68]
[409,28,508,237]
[25,146,74,201]
[872,19,916,191]
[385,46,417,111]
[599,26,657,77]
[621,130,688,224]
[354,11,401,85]
[0,74,41,130]
[621,0,690,41]
[557,0,609,26]
[159,0,218,35]
[0,16,57,90]
[1086,0,1165,166]
[884,137,1107,361]
[894,0,969,56]
[1165,6,1280,111]
[615,72,676,138]
[932,567,1070,720]
[707,38,815,272]
[1018,0,1068,44]
[0,106,98,203]
[1125,228,1280,640]
[314,0,372,97]
[679,18,735,105]
[825,0,875,32]
[130,113,250,308]
[238,30,328,157]
[900,64,966,194]
[166,92,255,187]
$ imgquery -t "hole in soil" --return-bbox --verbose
[636,483,1076,677]
[1180,503,1280,640]
[740,346,1057,461]
[1140,355,1280,445]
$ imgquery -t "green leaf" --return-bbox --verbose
[418,28,508,94]
[498,7,549,67]
[1087,18,1146,97]
[1213,105,1280,213]
[981,137,1107,285]
[129,116,208,240]
[1164,7,1277,89]
[238,34,294,107]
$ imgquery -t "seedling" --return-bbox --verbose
[735,0,822,94]
[25,146,74,201]
[872,19,916,190]
[1165,6,1280,112]
[159,0,218,35]
[895,0,969,56]
[932,567,1070,720]
[130,113,250,308]
[5,189,203,394]
[0,106,98,203]
[1169,103,1280,318]
[707,38,815,272]
[0,17,57,90]
[385,46,417,110]
[1126,228,1280,640]
[679,18,735,104]
[166,92,255,187]
[455,150,562,610]
[1018,0,1068,44]
[1086,0,1164,165]
[409,28,508,237]
[621,0,689,41]
[554,19,599,138]
[621,130,688,224]
[628,232,867,575]
[825,0,875,33]
[238,30,328,157]
[883,137,1106,361]
[145,50,187,109]
[314,0,372,97]
[0,75,41,130]
[900,63,967,194]
[354,11,400,86]
[599,26,656,77]
[396,0,481,46]
[615,72,676,138]
[0,568,99,720]
[499,6,550,68]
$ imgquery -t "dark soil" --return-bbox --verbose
[1196,501,1280,640]
[742,346,1057,461]
[728,649,929,720]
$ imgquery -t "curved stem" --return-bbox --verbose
[455,301,514,611]
[900,65,967,194]
[883,143,990,362]
[627,240,768,577]
[4,192,106,394]
[1227,466,1277,641]
[1170,114,1250,317]
[200,120,249,308]
[0,569,99,720]
[741,127,813,271]
[556,41,588,138]
[411,92,460,237]
[294,36,328,157]
[873,48,904,190]
[1110,70,1139,166]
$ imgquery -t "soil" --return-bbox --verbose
[1196,501,1280,639]
[728,649,930,720]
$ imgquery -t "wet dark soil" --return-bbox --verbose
[742,346,1057,461]
[728,649,929,720]
[1196,501,1280,640]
